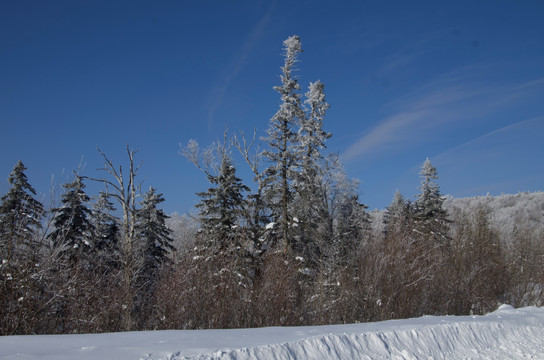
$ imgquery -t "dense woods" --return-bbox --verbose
[1,36,543,335]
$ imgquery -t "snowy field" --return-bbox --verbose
[1,305,544,359]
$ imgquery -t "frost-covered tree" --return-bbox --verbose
[48,176,94,264]
[293,80,332,260]
[91,191,119,267]
[182,136,257,327]
[300,80,331,164]
[405,159,451,315]
[384,190,405,221]
[262,35,306,253]
[234,130,270,248]
[333,194,370,262]
[135,187,173,275]
[383,190,412,236]
[413,158,450,242]
[380,189,425,318]
[86,146,142,330]
[196,156,250,251]
[0,161,44,266]
[131,187,173,328]
[0,161,45,335]
[182,133,252,251]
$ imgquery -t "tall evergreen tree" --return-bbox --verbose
[48,176,94,264]
[293,80,332,261]
[0,161,45,335]
[0,161,44,265]
[410,159,451,315]
[135,188,172,277]
[133,187,173,328]
[262,35,305,253]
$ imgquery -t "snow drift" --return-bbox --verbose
[1,305,544,359]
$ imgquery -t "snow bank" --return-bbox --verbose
[1,305,544,360]
[176,305,544,360]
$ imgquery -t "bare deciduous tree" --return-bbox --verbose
[84,145,142,331]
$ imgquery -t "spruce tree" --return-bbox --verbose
[413,158,450,242]
[0,161,44,266]
[410,159,451,314]
[48,176,94,264]
[293,80,332,261]
[333,194,370,263]
[262,35,305,253]
[383,190,412,236]
[0,161,45,335]
[135,187,174,275]
[195,156,250,251]
[133,187,173,327]
[91,191,120,268]
[300,80,331,164]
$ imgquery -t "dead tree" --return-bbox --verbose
[85,145,142,331]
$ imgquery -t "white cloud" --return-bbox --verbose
[341,67,544,164]
[341,109,429,162]
[436,115,544,158]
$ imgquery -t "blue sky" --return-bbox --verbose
[1,0,543,214]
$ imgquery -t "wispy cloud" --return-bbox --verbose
[341,109,429,162]
[341,84,482,163]
[206,3,275,129]
[433,115,544,197]
[436,115,544,158]
[341,67,544,163]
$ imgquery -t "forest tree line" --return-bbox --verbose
[1,36,543,335]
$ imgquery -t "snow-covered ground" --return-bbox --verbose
[1,305,544,359]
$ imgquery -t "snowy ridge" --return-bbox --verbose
[443,191,544,236]
[173,306,544,360]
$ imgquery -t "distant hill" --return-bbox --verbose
[444,191,544,239]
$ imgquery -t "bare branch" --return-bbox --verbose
[234,128,262,179]
[180,128,234,177]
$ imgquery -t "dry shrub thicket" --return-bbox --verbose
[1,160,543,335]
